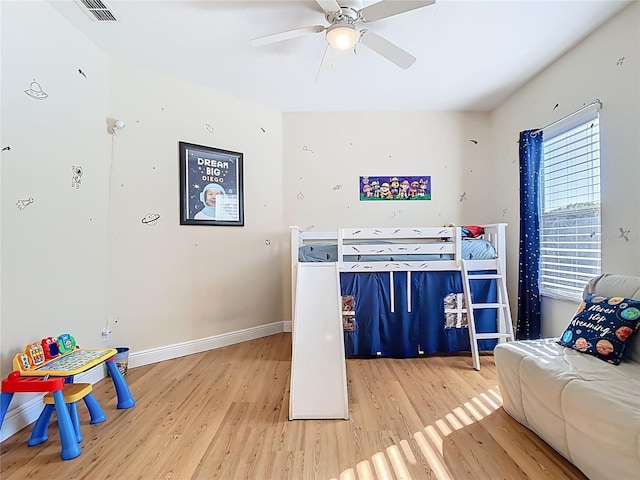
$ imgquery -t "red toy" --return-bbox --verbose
[41,337,59,360]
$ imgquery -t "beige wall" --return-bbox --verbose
[490,2,640,336]
[282,111,496,231]
[106,61,284,350]
[1,0,111,369]
[0,0,111,418]
[1,1,284,382]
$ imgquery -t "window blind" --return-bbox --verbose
[540,116,601,300]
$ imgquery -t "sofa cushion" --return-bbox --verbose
[518,350,573,459]
[496,338,577,458]
[562,363,640,480]
[584,274,640,300]
[495,338,564,428]
[558,293,640,365]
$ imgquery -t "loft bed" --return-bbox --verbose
[288,223,508,420]
[290,224,507,357]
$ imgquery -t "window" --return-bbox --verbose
[540,114,601,300]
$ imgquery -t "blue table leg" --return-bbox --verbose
[28,404,54,446]
[105,361,135,409]
[84,393,106,424]
[0,392,14,429]
[52,389,81,460]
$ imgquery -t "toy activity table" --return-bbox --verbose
[18,348,135,409]
[1,348,135,460]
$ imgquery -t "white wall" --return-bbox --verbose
[106,61,284,350]
[490,2,640,337]
[0,0,283,427]
[1,0,111,412]
[1,0,111,366]
[282,111,496,231]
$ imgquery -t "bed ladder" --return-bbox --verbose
[461,259,514,371]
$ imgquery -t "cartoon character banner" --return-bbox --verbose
[359,176,431,201]
[179,142,244,226]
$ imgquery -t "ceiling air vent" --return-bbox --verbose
[77,0,118,22]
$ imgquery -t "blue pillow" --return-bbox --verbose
[558,293,640,365]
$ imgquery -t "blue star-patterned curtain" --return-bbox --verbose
[517,130,542,340]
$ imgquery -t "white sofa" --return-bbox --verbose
[495,274,640,480]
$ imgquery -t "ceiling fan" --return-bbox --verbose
[250,0,435,70]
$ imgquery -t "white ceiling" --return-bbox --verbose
[51,0,631,112]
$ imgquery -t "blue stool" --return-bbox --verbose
[28,383,105,447]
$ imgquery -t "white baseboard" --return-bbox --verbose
[0,321,288,442]
[129,321,285,367]
[0,393,45,443]
[283,321,292,332]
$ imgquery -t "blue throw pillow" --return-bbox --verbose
[558,293,640,365]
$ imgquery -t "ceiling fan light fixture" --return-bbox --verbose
[326,24,358,50]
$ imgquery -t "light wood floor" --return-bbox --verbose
[1,333,586,480]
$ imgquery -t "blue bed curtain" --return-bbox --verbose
[517,130,543,340]
[341,271,497,357]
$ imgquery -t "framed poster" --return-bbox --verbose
[359,175,431,200]
[179,142,244,226]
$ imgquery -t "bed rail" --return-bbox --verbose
[474,224,506,273]
[338,227,460,272]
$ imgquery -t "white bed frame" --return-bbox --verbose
[290,224,507,314]
[288,224,507,420]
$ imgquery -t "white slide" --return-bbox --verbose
[289,263,349,420]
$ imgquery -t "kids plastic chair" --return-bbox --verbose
[28,382,105,446]
[1,372,82,460]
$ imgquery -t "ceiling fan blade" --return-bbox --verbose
[315,0,342,14]
[359,30,416,69]
[250,25,326,47]
[359,0,435,23]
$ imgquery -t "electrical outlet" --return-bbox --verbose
[102,328,112,342]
